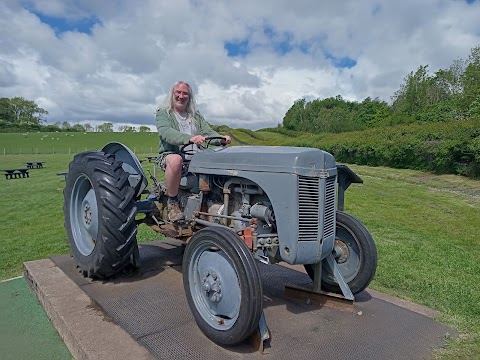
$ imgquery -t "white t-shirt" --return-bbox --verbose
[175,112,198,159]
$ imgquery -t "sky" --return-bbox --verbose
[1,0,480,131]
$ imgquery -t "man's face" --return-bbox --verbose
[173,83,190,112]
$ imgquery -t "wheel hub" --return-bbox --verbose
[84,204,92,225]
[193,249,242,329]
[333,239,350,264]
[203,271,222,302]
[71,176,99,257]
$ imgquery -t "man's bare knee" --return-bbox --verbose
[165,154,183,172]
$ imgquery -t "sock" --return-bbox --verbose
[168,195,179,203]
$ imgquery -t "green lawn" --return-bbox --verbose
[0,152,162,280]
[344,165,480,360]
[0,137,479,359]
[0,131,160,155]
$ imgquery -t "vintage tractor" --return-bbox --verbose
[63,139,377,346]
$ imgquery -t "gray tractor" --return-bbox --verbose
[63,139,377,346]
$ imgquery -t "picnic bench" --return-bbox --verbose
[57,171,68,180]
[3,168,30,179]
[25,161,45,169]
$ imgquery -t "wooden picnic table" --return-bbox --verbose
[25,161,45,169]
[3,168,30,179]
[57,171,68,180]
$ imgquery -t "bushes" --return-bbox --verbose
[273,119,480,178]
[214,120,480,178]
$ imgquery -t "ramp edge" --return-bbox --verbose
[23,258,154,360]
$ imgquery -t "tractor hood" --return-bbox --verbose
[189,146,336,177]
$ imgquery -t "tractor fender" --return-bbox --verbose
[102,142,148,198]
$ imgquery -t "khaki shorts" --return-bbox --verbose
[157,153,189,177]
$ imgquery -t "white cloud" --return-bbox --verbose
[1,0,479,130]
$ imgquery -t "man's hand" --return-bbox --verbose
[220,135,231,145]
[190,135,206,144]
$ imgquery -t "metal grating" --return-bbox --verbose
[298,176,320,241]
[49,240,459,360]
[323,176,336,239]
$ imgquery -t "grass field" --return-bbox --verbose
[0,132,479,359]
[0,131,160,154]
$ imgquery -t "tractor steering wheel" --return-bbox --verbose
[180,136,227,156]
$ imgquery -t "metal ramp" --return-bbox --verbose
[29,239,455,360]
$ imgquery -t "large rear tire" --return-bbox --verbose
[183,227,263,345]
[64,151,138,278]
[305,211,377,295]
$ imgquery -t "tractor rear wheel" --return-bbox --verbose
[305,211,377,295]
[64,151,138,278]
[183,227,263,345]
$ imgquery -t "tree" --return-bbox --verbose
[9,97,48,125]
[468,95,480,118]
[283,99,306,130]
[139,125,151,132]
[71,124,86,132]
[391,65,431,119]
[96,122,113,132]
[61,121,71,130]
[432,59,465,100]
[317,107,356,133]
[461,46,480,113]
[118,125,137,132]
[0,98,14,122]
[283,96,372,133]
[83,123,94,132]
[357,97,392,127]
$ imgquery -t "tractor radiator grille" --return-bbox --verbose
[298,175,336,241]
[298,176,320,241]
[323,176,336,239]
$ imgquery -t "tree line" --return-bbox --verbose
[0,97,151,133]
[282,45,480,133]
[0,97,48,127]
[51,121,151,133]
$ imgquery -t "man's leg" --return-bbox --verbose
[164,154,183,197]
[164,154,184,221]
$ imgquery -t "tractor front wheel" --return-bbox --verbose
[183,227,263,345]
[64,151,138,278]
[305,211,377,295]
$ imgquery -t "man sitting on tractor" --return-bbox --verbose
[155,81,231,221]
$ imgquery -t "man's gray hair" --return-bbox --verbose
[162,81,197,115]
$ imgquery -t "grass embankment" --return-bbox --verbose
[0,131,479,359]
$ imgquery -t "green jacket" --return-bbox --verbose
[155,108,221,158]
